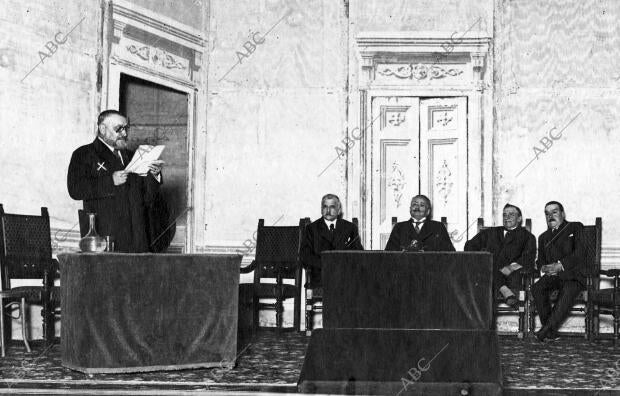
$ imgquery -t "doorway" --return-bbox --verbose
[369,96,468,249]
[119,73,189,252]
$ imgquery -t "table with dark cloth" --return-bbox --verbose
[58,253,242,374]
[322,251,493,330]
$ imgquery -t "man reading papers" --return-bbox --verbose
[67,110,172,252]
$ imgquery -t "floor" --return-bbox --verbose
[1,331,620,395]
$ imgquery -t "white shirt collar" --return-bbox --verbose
[504,226,517,234]
[411,217,427,224]
[324,218,337,228]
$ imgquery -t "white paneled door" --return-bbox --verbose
[369,96,468,250]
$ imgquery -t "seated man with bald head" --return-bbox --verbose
[300,194,363,288]
[385,195,455,252]
[464,203,536,308]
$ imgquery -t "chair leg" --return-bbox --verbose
[20,298,31,353]
[305,301,313,336]
[0,298,5,357]
[614,305,620,347]
[294,293,301,332]
[275,296,283,330]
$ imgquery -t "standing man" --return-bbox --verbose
[531,201,585,342]
[68,110,170,252]
[464,203,536,308]
[300,194,363,288]
[385,195,455,251]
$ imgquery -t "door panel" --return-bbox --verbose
[371,97,420,249]
[367,96,468,250]
[420,97,468,250]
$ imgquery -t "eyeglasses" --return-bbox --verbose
[114,124,129,134]
[109,124,129,134]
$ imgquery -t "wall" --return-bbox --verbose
[0,0,100,239]
[204,0,349,251]
[493,0,620,264]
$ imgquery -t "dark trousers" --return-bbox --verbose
[531,275,583,330]
[496,270,522,295]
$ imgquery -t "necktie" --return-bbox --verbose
[329,224,335,233]
[414,221,422,233]
[113,149,124,166]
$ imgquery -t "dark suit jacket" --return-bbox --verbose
[536,221,586,285]
[464,226,536,271]
[300,218,363,287]
[67,138,170,253]
[385,219,455,252]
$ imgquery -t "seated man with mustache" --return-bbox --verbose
[385,194,455,252]
[464,203,536,308]
[67,110,168,252]
[300,194,364,288]
[531,201,585,342]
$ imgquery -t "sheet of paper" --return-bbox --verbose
[125,145,165,175]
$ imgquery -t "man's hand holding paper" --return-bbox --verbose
[125,145,165,176]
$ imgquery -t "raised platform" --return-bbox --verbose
[0,332,619,395]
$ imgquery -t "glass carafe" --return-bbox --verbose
[79,213,107,252]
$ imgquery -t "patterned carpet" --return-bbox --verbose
[1,331,620,395]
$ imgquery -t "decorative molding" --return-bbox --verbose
[388,161,406,208]
[432,108,455,128]
[356,31,490,87]
[111,0,205,81]
[380,139,409,224]
[377,64,463,80]
[126,43,188,70]
[435,160,453,205]
[380,105,410,129]
[388,111,406,126]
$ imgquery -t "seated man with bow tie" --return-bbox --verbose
[67,110,170,253]
[532,201,585,342]
[300,194,363,288]
[464,203,536,308]
[384,195,455,252]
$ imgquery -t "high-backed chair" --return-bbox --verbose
[391,216,448,228]
[239,218,306,332]
[304,217,360,336]
[589,266,620,345]
[0,205,60,356]
[581,219,620,344]
[528,218,602,339]
[477,217,533,338]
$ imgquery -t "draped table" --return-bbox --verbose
[322,251,494,329]
[58,253,243,373]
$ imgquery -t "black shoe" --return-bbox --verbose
[505,296,519,309]
[535,325,551,342]
[546,330,560,341]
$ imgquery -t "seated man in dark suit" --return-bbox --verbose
[464,203,536,308]
[300,194,363,288]
[385,195,455,252]
[532,201,585,342]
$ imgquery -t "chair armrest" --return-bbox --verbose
[240,260,257,274]
[600,269,620,278]
[50,258,60,276]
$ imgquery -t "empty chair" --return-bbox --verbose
[0,205,60,356]
[239,218,306,331]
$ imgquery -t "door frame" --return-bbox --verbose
[102,0,206,253]
[352,32,492,248]
[107,64,196,253]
